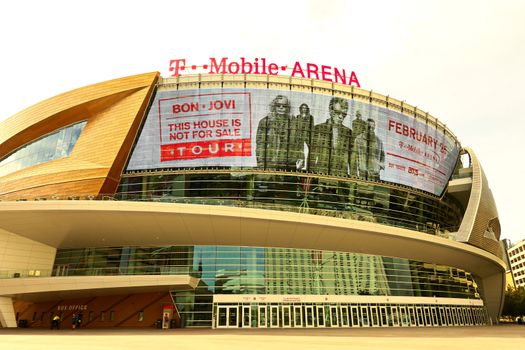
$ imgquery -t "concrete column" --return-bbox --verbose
[481,272,506,325]
[0,296,17,327]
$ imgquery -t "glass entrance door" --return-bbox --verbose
[270,305,279,327]
[445,307,452,326]
[305,306,315,327]
[282,305,291,328]
[452,308,459,326]
[294,305,303,327]
[329,306,339,327]
[430,307,438,326]
[228,306,238,328]
[399,306,409,327]
[423,307,431,326]
[241,305,251,328]
[350,305,360,327]
[465,308,473,325]
[340,306,350,327]
[458,308,464,325]
[258,305,267,328]
[408,306,416,326]
[370,306,380,327]
[360,306,370,327]
[379,306,389,327]
[391,306,400,327]
[316,306,326,327]
[416,307,424,326]
[438,307,445,326]
[217,306,228,328]
[216,306,239,328]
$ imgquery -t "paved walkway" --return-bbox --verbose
[1,325,524,350]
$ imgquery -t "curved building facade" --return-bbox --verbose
[0,72,505,329]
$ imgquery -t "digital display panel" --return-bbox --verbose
[127,88,459,196]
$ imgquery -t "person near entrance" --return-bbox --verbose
[76,312,83,328]
[162,312,170,329]
[71,313,78,329]
[51,314,60,329]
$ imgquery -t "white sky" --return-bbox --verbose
[1,0,524,243]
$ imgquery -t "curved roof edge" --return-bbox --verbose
[0,200,505,280]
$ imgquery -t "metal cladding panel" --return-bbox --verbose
[0,72,159,200]
[463,149,502,258]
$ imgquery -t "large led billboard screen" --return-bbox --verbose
[128,88,459,196]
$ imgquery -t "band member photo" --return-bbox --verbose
[350,117,385,181]
[310,97,352,176]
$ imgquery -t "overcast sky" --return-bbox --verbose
[1,0,524,243]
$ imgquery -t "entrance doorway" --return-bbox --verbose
[293,305,303,327]
[305,306,315,327]
[270,305,280,327]
[258,305,267,328]
[216,306,238,328]
[241,305,251,328]
[282,305,291,327]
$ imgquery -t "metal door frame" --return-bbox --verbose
[282,305,292,328]
[408,306,416,326]
[305,305,315,328]
[216,305,239,328]
[216,305,229,328]
[391,306,400,327]
[360,305,370,327]
[370,306,380,327]
[416,306,424,326]
[329,305,340,327]
[399,306,409,327]
[350,305,360,327]
[270,305,280,328]
[340,305,350,327]
[316,305,326,327]
[379,305,389,327]
[293,305,303,328]
[423,306,431,326]
[241,305,251,328]
[258,305,267,328]
[452,307,459,326]
[445,307,452,326]
[438,307,446,326]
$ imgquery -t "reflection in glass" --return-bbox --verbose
[0,121,87,177]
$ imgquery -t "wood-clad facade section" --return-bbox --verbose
[0,72,159,200]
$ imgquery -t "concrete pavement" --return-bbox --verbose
[0,325,524,350]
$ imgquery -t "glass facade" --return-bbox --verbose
[0,121,87,177]
[117,172,462,237]
[53,245,481,328]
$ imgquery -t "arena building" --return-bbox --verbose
[0,72,505,329]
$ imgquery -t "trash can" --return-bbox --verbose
[155,319,162,329]
[17,319,28,328]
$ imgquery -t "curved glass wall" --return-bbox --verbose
[54,245,480,327]
[0,121,87,177]
[53,245,479,299]
[117,172,463,236]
